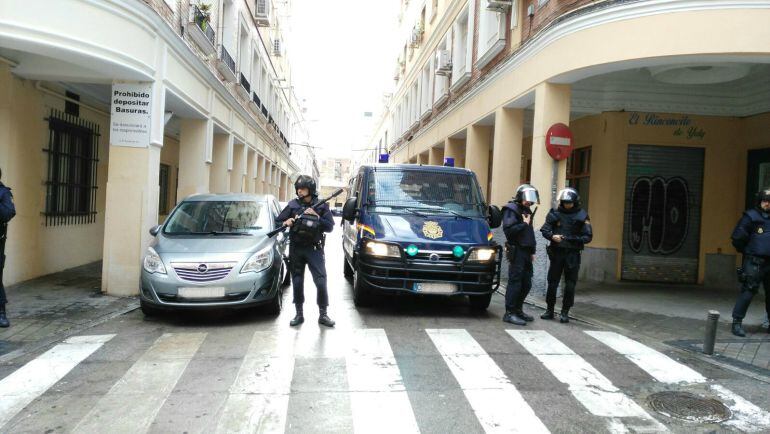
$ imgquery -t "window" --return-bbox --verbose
[434,34,450,105]
[164,201,270,235]
[159,164,171,215]
[451,5,473,88]
[430,0,439,21]
[44,109,100,226]
[476,4,506,69]
[566,147,591,210]
[421,63,432,116]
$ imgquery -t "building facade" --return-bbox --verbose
[377,0,770,288]
[0,0,316,295]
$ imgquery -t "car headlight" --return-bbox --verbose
[468,248,496,262]
[241,246,274,274]
[143,247,167,274]
[364,240,401,258]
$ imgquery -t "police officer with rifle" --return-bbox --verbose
[540,187,592,323]
[730,188,770,337]
[276,175,337,327]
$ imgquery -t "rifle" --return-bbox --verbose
[267,188,344,238]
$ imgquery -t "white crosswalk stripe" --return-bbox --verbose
[346,328,419,434]
[215,330,297,434]
[0,334,115,429]
[586,331,770,433]
[508,330,666,433]
[426,329,549,433]
[72,332,206,434]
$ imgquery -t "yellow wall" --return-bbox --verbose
[0,66,109,286]
[159,136,180,221]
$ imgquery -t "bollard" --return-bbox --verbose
[703,310,720,355]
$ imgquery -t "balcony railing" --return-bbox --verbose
[239,72,251,93]
[219,46,236,75]
[252,92,262,108]
[192,5,215,47]
[261,105,268,118]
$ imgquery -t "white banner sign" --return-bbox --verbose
[110,82,153,147]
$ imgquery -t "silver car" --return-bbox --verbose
[139,194,289,315]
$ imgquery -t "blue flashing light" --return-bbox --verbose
[443,157,455,167]
[379,154,390,163]
[406,245,419,257]
[452,245,465,258]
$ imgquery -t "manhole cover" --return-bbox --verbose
[648,391,731,423]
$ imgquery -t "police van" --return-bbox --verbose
[341,163,503,310]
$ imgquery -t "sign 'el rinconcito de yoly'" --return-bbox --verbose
[628,112,706,140]
[110,82,153,148]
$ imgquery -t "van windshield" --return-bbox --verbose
[163,201,270,235]
[366,170,485,217]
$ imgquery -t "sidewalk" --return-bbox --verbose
[0,262,138,363]
[521,280,770,379]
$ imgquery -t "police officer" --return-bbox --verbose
[540,188,592,323]
[501,184,539,325]
[730,188,770,337]
[0,168,16,328]
[276,175,336,327]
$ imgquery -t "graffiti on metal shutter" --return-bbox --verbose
[628,176,689,255]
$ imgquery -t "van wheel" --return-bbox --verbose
[469,293,492,311]
[140,300,162,317]
[343,257,354,282]
[352,269,371,307]
[266,287,283,315]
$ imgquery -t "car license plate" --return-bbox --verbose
[413,282,457,294]
[178,287,226,299]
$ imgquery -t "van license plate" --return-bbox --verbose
[179,287,226,298]
[414,282,457,294]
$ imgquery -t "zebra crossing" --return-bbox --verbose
[1,327,769,433]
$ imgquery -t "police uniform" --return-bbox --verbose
[276,178,335,327]
[730,190,770,336]
[501,184,540,326]
[0,180,16,328]
[540,188,592,323]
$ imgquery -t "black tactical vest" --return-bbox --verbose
[744,209,770,257]
[552,208,589,250]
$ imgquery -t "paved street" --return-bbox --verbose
[1,227,770,434]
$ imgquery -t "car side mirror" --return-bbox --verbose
[343,197,358,222]
[488,205,502,229]
[149,225,162,237]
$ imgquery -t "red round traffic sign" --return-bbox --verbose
[545,123,574,161]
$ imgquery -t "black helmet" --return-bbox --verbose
[756,188,770,208]
[557,187,580,208]
[514,184,540,204]
[294,175,317,197]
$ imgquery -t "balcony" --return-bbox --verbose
[187,5,216,56]
[261,105,269,119]
[236,72,251,100]
[250,91,262,112]
[216,46,237,83]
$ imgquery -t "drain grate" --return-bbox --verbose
[648,391,731,423]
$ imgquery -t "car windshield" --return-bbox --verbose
[366,170,485,217]
[163,201,270,235]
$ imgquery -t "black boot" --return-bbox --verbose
[318,307,335,327]
[516,309,534,322]
[503,310,526,326]
[731,320,746,337]
[290,305,304,327]
[559,309,570,323]
[0,304,8,328]
[541,307,555,320]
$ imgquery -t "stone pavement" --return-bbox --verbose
[0,262,137,363]
[514,279,770,380]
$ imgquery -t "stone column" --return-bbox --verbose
[429,146,444,166]
[231,142,246,193]
[443,137,466,167]
[531,82,571,227]
[490,107,524,206]
[177,118,212,199]
[209,134,230,194]
[246,148,257,193]
[466,124,493,200]
[418,152,429,165]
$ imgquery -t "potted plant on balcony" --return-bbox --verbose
[196,2,212,32]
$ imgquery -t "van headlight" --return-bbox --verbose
[364,240,401,258]
[241,246,274,274]
[468,248,496,262]
[143,247,167,274]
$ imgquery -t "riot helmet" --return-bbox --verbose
[756,188,770,210]
[557,187,581,208]
[514,184,540,205]
[294,175,317,198]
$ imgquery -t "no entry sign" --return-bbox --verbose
[545,123,573,161]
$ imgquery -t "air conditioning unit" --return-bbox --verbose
[409,30,421,48]
[272,39,282,57]
[435,50,452,76]
[486,0,513,12]
[255,0,271,26]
